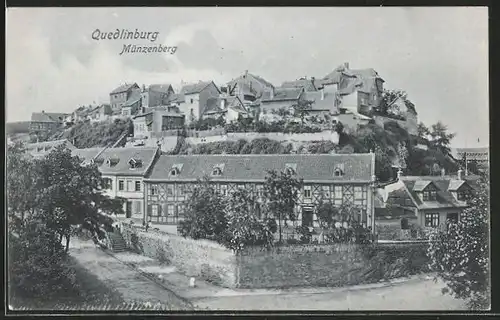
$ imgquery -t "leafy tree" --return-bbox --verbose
[375,146,394,182]
[225,189,274,251]
[263,170,303,243]
[8,145,123,252]
[9,216,79,300]
[178,178,229,243]
[316,200,339,228]
[7,142,37,226]
[429,121,455,155]
[292,99,313,126]
[378,89,416,117]
[427,173,490,310]
[417,122,430,139]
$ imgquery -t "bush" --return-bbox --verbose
[9,220,79,300]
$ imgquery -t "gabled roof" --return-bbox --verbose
[149,84,173,93]
[303,91,338,111]
[204,96,248,115]
[393,176,471,210]
[181,81,219,95]
[73,147,159,176]
[281,79,323,91]
[447,179,466,191]
[145,154,375,183]
[110,83,139,94]
[412,180,433,192]
[31,112,70,123]
[261,88,303,102]
[227,72,275,97]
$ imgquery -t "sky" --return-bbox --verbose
[6,7,489,148]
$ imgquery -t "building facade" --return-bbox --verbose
[174,81,221,124]
[109,83,141,112]
[72,147,160,219]
[375,170,475,233]
[143,154,377,235]
[30,111,70,135]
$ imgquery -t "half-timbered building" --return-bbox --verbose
[143,153,376,233]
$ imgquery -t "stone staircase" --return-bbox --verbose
[107,231,127,253]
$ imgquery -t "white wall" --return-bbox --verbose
[185,130,339,145]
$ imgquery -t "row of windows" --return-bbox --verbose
[424,213,439,227]
[148,184,368,204]
[103,178,142,192]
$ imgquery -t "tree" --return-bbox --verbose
[427,172,490,310]
[429,121,455,155]
[7,142,37,227]
[9,145,123,252]
[417,122,430,139]
[263,170,303,243]
[292,99,313,126]
[225,189,273,251]
[177,178,229,243]
[378,89,416,116]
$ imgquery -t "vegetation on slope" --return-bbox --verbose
[58,119,133,148]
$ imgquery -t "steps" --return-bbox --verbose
[107,231,127,253]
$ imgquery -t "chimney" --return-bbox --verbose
[320,86,325,100]
[220,98,226,110]
[441,168,446,177]
[244,70,248,78]
[269,88,274,100]
[397,168,403,180]
[457,169,463,180]
[344,62,349,69]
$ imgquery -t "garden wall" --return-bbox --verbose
[119,224,237,287]
[236,242,430,289]
[119,224,429,289]
[185,131,339,146]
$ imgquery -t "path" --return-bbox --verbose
[69,239,193,310]
[193,276,467,310]
[69,238,466,311]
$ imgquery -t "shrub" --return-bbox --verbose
[9,220,79,300]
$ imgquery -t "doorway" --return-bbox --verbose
[126,201,132,218]
[301,207,314,227]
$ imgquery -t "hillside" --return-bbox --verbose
[6,121,30,134]
[52,119,133,148]
[170,120,458,182]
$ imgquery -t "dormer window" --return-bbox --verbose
[284,163,297,175]
[211,164,225,176]
[334,164,344,177]
[170,163,184,176]
[94,157,104,165]
[106,158,120,167]
[129,158,143,169]
[457,191,467,201]
[422,190,437,201]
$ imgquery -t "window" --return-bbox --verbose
[334,167,344,177]
[151,185,158,195]
[334,186,343,205]
[103,178,113,190]
[170,168,178,176]
[457,191,467,201]
[220,184,228,196]
[168,205,175,216]
[152,205,158,216]
[425,213,440,227]
[212,167,222,176]
[190,99,194,104]
[322,185,330,198]
[304,186,312,198]
[354,186,366,206]
[422,190,437,201]
[118,180,124,191]
[167,184,174,196]
[135,181,141,192]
